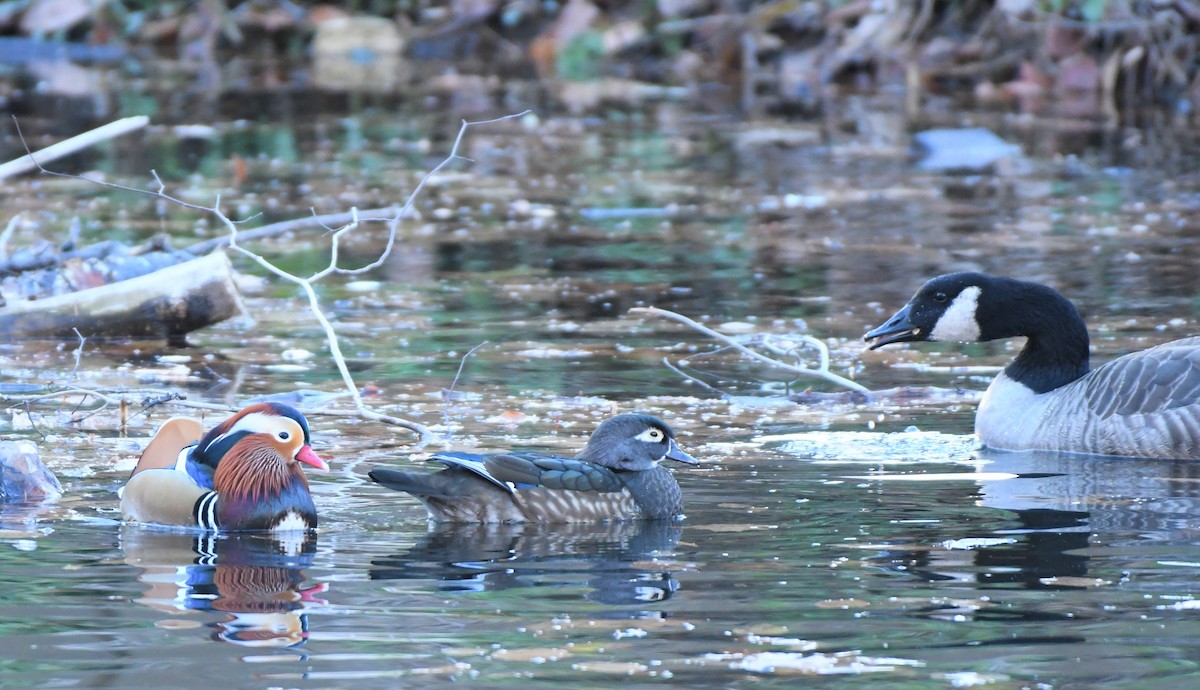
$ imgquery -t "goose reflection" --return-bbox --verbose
[120,528,326,647]
[864,450,1200,589]
[370,520,683,609]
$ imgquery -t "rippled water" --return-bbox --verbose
[5,75,1200,687]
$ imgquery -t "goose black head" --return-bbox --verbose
[865,272,994,349]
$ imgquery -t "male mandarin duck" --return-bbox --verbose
[368,413,698,523]
[120,403,328,532]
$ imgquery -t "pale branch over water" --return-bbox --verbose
[0,115,149,181]
[629,305,871,395]
[12,111,533,439]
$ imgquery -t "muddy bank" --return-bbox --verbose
[2,1,1197,121]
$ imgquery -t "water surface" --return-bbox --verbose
[4,67,1200,688]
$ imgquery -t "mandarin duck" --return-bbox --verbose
[368,413,698,523]
[120,403,328,532]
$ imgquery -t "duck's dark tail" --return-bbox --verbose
[368,465,519,522]
[367,468,446,497]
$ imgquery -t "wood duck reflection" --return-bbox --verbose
[370,520,684,609]
[121,527,325,647]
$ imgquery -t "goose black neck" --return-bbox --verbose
[981,277,1091,394]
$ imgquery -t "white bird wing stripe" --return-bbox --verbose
[433,454,514,494]
[173,446,192,472]
[193,492,220,530]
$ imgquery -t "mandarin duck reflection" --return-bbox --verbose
[122,528,326,648]
[368,414,698,523]
[120,403,328,532]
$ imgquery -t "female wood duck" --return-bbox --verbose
[368,413,699,523]
[120,403,328,532]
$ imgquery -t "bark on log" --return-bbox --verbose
[0,252,242,342]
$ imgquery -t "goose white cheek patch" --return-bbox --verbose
[930,286,982,342]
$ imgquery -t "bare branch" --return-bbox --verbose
[184,207,402,255]
[68,328,86,384]
[0,115,149,181]
[661,357,730,398]
[629,305,871,394]
[12,110,532,439]
[442,341,489,428]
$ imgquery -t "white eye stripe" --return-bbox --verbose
[204,412,302,452]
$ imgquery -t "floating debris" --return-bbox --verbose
[0,440,62,502]
[914,128,1020,171]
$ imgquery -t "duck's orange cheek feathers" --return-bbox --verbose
[297,445,328,471]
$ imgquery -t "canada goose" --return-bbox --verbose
[864,272,1200,459]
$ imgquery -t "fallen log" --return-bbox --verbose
[0,252,242,343]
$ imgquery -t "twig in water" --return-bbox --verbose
[68,328,86,385]
[185,206,403,255]
[660,357,729,398]
[20,400,45,441]
[629,306,871,395]
[15,111,533,439]
[442,342,489,430]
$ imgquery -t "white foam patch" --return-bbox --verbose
[733,651,925,675]
[766,430,979,464]
[930,285,982,342]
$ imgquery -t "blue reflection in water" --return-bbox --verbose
[120,528,326,648]
[369,520,682,614]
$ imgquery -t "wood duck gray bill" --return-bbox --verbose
[368,413,699,523]
[120,403,328,532]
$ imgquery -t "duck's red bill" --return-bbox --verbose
[297,445,329,471]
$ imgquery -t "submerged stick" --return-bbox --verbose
[629,306,871,395]
[0,115,149,181]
